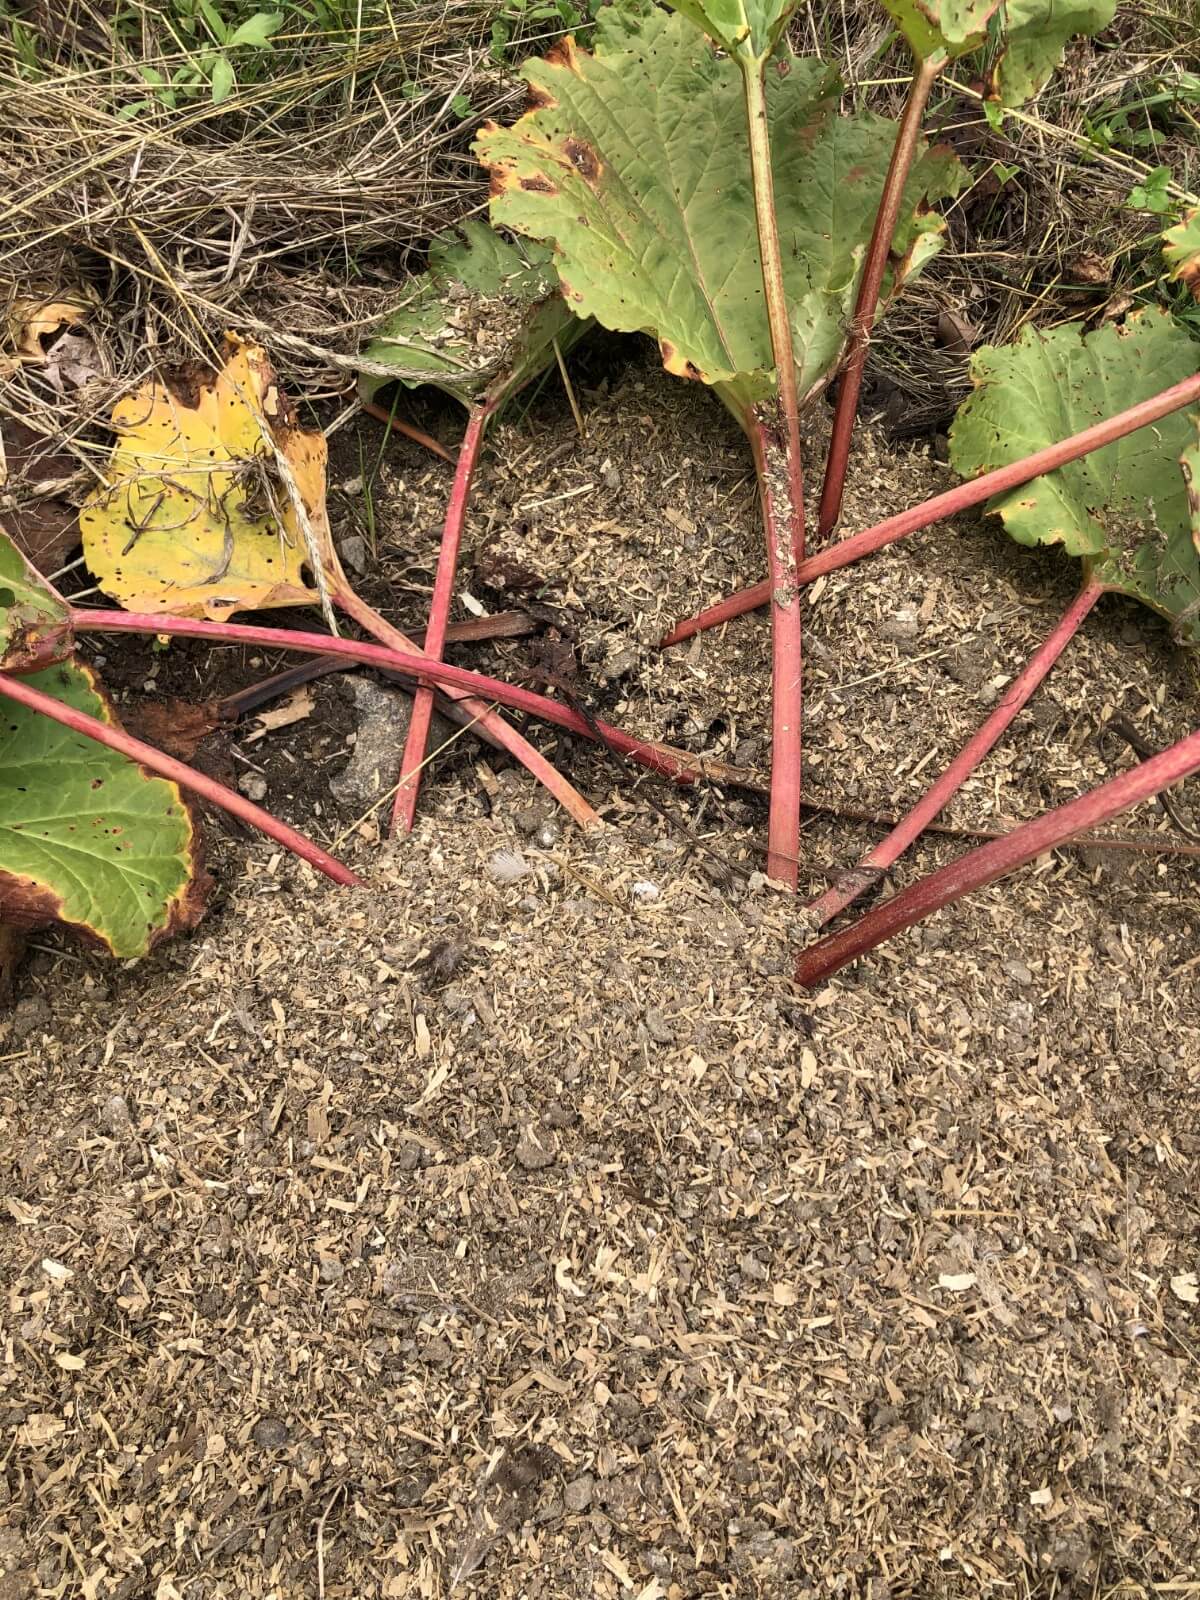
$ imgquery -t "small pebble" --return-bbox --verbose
[644,1007,674,1044]
[237,772,268,803]
[534,820,561,850]
[631,879,660,903]
[514,1125,557,1170]
[318,1256,344,1283]
[1003,958,1033,986]
[563,1473,594,1513]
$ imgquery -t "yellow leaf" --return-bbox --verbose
[9,292,93,361]
[81,336,319,621]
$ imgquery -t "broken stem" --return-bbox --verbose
[0,669,360,887]
[817,53,943,540]
[659,367,1200,647]
[744,61,806,887]
[806,577,1104,928]
[393,400,494,835]
[330,580,601,832]
[795,722,1200,988]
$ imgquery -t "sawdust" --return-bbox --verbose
[2,339,1199,1598]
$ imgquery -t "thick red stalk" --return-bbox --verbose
[796,721,1200,987]
[660,369,1200,647]
[71,609,725,787]
[744,62,807,888]
[751,418,804,884]
[0,669,359,887]
[817,55,942,541]
[331,582,600,832]
[806,579,1103,927]
[393,401,493,835]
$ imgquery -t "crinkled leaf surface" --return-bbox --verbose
[876,0,999,65]
[988,0,1116,105]
[1164,207,1200,301]
[359,221,585,411]
[0,522,73,672]
[477,11,961,418]
[662,0,792,61]
[0,659,204,957]
[82,337,319,620]
[949,310,1200,641]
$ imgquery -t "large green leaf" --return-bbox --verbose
[876,0,999,66]
[0,522,73,673]
[1164,207,1200,301]
[476,9,961,419]
[0,660,205,957]
[949,310,1200,642]
[988,0,1116,106]
[358,221,586,412]
[662,0,792,62]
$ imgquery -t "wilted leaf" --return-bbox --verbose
[7,292,94,363]
[478,12,959,420]
[360,220,585,412]
[987,0,1116,106]
[1164,207,1200,301]
[0,659,206,957]
[949,310,1200,642]
[82,336,320,620]
[0,521,73,673]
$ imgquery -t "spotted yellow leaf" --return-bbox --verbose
[81,337,319,620]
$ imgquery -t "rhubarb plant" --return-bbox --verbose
[359,221,591,831]
[804,307,1200,932]
[476,1,961,881]
[817,0,1117,534]
[0,533,207,957]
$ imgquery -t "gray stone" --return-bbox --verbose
[514,1124,557,1170]
[237,772,267,803]
[563,1473,594,1513]
[338,534,369,575]
[331,678,454,812]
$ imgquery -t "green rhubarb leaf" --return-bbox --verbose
[0,522,73,673]
[0,659,206,957]
[359,220,586,411]
[662,0,793,62]
[1164,207,1200,301]
[476,9,962,419]
[988,0,1116,106]
[876,0,999,65]
[949,309,1200,642]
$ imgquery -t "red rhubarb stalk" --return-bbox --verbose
[393,401,494,834]
[331,582,601,832]
[817,55,943,540]
[751,417,804,883]
[806,578,1104,927]
[660,369,1200,647]
[0,669,360,887]
[796,721,1200,987]
[71,609,736,789]
[745,63,807,887]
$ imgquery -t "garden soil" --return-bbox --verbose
[2,342,1199,1599]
